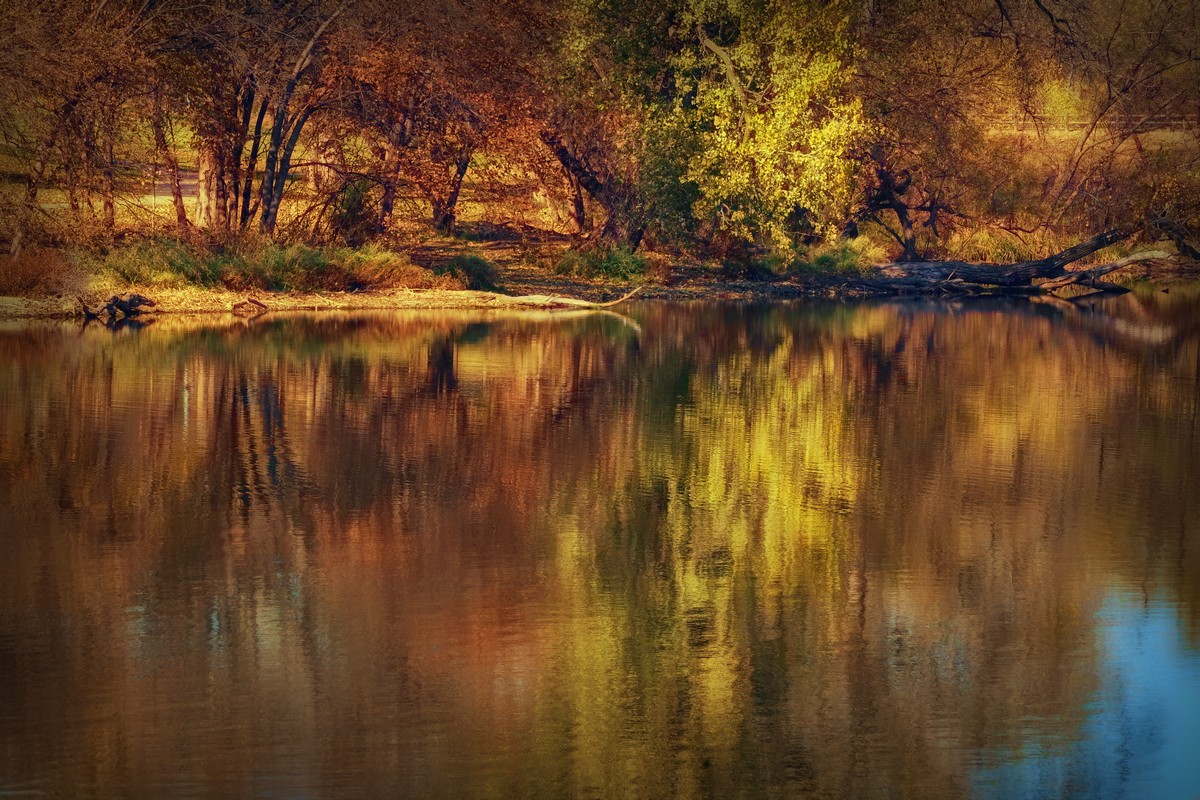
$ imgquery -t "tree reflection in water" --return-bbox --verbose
[0,294,1197,798]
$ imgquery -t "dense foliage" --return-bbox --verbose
[1,0,1197,265]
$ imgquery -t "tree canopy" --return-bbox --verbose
[1,0,1197,263]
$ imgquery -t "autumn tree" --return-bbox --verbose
[151,0,350,236]
[303,0,554,240]
[851,0,1200,260]
[0,0,161,251]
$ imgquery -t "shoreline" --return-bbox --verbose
[0,275,840,321]
[2,261,1195,322]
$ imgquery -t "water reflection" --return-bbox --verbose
[0,294,1197,798]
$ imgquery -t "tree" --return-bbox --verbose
[0,0,158,250]
[544,0,869,256]
[154,0,349,236]
[851,0,1200,259]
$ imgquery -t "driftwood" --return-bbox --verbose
[216,286,642,316]
[79,293,157,320]
[232,296,269,315]
[858,228,1174,295]
[496,285,644,309]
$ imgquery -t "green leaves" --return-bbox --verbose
[583,0,870,251]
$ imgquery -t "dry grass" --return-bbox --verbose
[0,248,87,298]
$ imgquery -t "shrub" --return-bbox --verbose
[256,243,330,290]
[0,248,79,296]
[330,179,377,246]
[555,246,646,280]
[221,243,362,292]
[433,254,501,290]
[17,238,468,296]
[720,250,787,280]
[335,246,464,290]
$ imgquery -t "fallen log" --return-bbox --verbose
[876,228,1134,287]
[78,293,157,319]
[858,229,1176,295]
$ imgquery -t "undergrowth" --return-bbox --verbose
[556,246,646,280]
[66,239,462,293]
[0,248,83,297]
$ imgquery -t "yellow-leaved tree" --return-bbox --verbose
[667,0,868,250]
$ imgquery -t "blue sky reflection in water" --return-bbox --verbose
[973,593,1200,799]
[0,294,1197,799]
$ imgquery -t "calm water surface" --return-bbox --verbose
[1,295,1198,799]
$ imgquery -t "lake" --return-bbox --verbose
[1,294,1198,799]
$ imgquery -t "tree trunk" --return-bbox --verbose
[596,201,646,251]
[197,147,214,227]
[569,173,586,232]
[309,134,342,197]
[868,166,920,261]
[261,105,316,235]
[259,101,292,234]
[1153,217,1200,260]
[259,4,346,235]
[150,86,188,230]
[13,167,42,254]
[214,148,229,231]
[101,139,115,230]
[379,144,401,232]
[432,205,455,234]
[197,144,230,231]
[229,76,256,226]
[895,206,918,261]
[541,129,645,251]
[431,155,470,234]
[240,95,269,228]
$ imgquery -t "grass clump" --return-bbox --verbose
[230,243,333,291]
[228,243,467,292]
[87,239,224,288]
[946,228,1036,263]
[432,254,501,290]
[338,245,464,290]
[555,246,646,280]
[790,236,888,276]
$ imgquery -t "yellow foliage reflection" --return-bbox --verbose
[0,296,1197,797]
